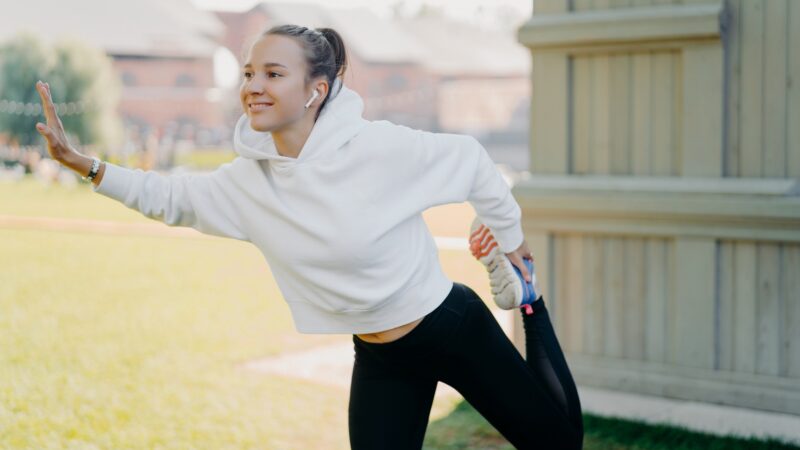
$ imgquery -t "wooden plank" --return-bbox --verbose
[755,243,781,376]
[644,239,667,363]
[574,0,595,13]
[586,235,606,355]
[739,0,765,177]
[532,53,569,174]
[623,238,646,360]
[734,242,757,373]
[784,245,800,377]
[762,0,789,177]
[609,0,632,9]
[672,237,716,369]
[604,237,626,358]
[718,241,734,371]
[534,0,568,14]
[573,57,591,174]
[609,53,632,174]
[592,55,611,174]
[632,52,653,175]
[554,235,568,341]
[567,234,585,353]
[725,0,742,176]
[682,43,723,177]
[788,0,800,177]
[651,51,675,176]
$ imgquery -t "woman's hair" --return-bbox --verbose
[261,24,348,120]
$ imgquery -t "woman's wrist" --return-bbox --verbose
[60,151,105,186]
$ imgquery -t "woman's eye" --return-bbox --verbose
[268,72,281,78]
[243,72,252,79]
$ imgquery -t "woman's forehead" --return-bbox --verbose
[245,35,306,70]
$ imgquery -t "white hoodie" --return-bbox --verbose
[92,81,523,334]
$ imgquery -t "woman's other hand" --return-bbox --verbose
[34,80,77,163]
[505,239,534,283]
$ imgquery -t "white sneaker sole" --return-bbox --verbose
[469,217,540,310]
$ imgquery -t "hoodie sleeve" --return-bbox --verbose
[406,128,524,254]
[91,160,249,241]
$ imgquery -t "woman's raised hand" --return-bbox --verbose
[34,80,77,163]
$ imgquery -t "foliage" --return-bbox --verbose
[0,32,123,149]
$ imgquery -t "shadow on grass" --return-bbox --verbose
[423,398,800,450]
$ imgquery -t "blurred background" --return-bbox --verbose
[2,1,799,449]
[0,0,530,183]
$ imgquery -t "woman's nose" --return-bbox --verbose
[245,77,265,94]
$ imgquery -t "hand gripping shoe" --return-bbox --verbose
[468,216,542,315]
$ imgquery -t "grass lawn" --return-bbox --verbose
[1,176,797,449]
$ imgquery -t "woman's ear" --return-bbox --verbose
[314,79,329,102]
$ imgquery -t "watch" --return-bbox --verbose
[83,156,101,182]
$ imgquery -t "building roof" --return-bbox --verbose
[396,16,530,76]
[251,2,529,76]
[0,0,225,58]
[251,3,426,64]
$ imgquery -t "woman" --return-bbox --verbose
[35,24,583,450]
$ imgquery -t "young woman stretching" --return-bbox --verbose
[35,24,584,449]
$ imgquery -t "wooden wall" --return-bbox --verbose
[515,0,800,415]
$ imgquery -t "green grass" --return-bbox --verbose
[1,177,797,449]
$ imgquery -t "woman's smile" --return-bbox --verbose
[249,102,273,113]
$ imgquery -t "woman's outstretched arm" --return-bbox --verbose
[34,80,249,241]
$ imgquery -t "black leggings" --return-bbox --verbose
[349,282,584,450]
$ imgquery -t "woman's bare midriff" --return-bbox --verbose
[356,316,425,344]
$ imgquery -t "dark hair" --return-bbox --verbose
[261,24,348,121]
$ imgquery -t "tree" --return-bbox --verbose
[0,32,124,150]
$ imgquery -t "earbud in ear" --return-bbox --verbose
[304,90,320,109]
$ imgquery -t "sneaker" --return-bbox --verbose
[468,216,542,315]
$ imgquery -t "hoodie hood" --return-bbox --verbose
[233,77,368,169]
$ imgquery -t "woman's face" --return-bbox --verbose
[240,34,315,132]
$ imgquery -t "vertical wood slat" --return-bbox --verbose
[565,235,585,353]
[672,237,716,369]
[784,245,800,377]
[651,52,675,176]
[623,238,646,359]
[755,244,781,376]
[762,0,789,178]
[788,0,800,177]
[739,0,765,177]
[604,237,625,358]
[672,49,683,176]
[725,0,742,177]
[632,52,653,175]
[586,236,606,356]
[531,53,569,174]
[610,54,632,174]
[592,56,611,174]
[573,0,595,12]
[573,57,591,175]
[554,236,568,342]
[718,242,734,371]
[734,242,757,373]
[533,0,568,14]
[644,239,667,363]
[682,43,723,176]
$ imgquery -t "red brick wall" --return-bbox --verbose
[111,56,222,137]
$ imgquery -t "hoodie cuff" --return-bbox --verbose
[491,221,524,254]
[91,162,134,202]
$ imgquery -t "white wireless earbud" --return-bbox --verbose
[304,90,320,109]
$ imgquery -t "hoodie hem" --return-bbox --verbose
[287,275,455,335]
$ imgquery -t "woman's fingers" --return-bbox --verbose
[507,252,532,283]
[36,81,65,136]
